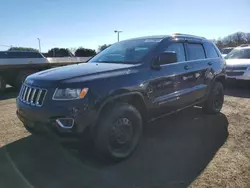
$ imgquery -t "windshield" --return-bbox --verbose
[221,48,233,54]
[225,48,250,59]
[89,38,162,64]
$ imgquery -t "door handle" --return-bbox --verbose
[208,62,213,66]
[184,65,191,70]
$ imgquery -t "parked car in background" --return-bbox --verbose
[225,44,250,81]
[0,51,91,91]
[221,47,234,58]
[16,33,226,161]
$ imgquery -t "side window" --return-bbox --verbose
[204,42,219,58]
[6,52,43,58]
[7,52,19,58]
[0,52,7,59]
[27,52,43,58]
[163,43,186,62]
[187,43,205,60]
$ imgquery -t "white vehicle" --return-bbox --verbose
[221,47,234,58]
[225,44,250,80]
[0,51,91,91]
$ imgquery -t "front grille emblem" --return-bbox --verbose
[26,79,34,85]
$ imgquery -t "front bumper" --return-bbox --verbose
[226,75,250,81]
[16,97,97,140]
[226,69,250,81]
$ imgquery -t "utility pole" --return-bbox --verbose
[37,38,41,52]
[114,30,122,42]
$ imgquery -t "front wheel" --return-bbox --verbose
[203,82,224,114]
[94,103,142,161]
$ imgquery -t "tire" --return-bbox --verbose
[94,103,142,161]
[203,82,224,114]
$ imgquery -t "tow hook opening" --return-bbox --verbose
[56,118,75,129]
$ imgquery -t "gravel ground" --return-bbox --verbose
[0,86,249,188]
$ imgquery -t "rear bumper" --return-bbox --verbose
[16,97,97,141]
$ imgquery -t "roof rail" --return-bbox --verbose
[172,33,206,39]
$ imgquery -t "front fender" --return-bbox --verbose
[94,90,146,123]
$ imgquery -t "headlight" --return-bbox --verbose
[53,88,88,100]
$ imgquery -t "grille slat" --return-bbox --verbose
[19,86,25,101]
[26,88,32,102]
[36,90,42,105]
[30,89,37,104]
[23,87,28,101]
[19,85,47,107]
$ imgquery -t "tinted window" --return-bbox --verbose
[7,52,43,58]
[204,42,219,58]
[221,48,233,54]
[187,43,205,60]
[163,43,186,62]
[0,52,8,58]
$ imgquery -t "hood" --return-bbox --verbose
[225,59,250,66]
[27,62,137,85]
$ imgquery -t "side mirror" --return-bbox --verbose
[153,51,178,67]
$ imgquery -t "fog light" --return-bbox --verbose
[56,118,74,129]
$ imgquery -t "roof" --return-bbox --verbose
[126,35,170,40]
[222,47,234,49]
[233,44,250,50]
[235,46,250,49]
[126,33,207,41]
[239,44,250,47]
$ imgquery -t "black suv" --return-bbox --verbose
[16,34,226,161]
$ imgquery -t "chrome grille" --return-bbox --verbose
[19,85,47,107]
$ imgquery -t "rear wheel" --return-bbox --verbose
[203,82,224,114]
[94,103,142,161]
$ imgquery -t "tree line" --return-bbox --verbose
[8,44,111,57]
[214,32,250,50]
[8,31,250,56]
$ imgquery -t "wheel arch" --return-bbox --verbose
[214,75,226,89]
[95,92,147,125]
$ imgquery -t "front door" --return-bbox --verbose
[147,40,187,118]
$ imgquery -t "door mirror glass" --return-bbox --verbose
[154,51,178,66]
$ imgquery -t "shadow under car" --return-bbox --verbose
[0,107,228,188]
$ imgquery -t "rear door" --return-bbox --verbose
[178,41,208,106]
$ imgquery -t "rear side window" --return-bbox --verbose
[204,42,219,58]
[0,52,7,58]
[163,43,186,62]
[7,52,43,58]
[186,43,205,60]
